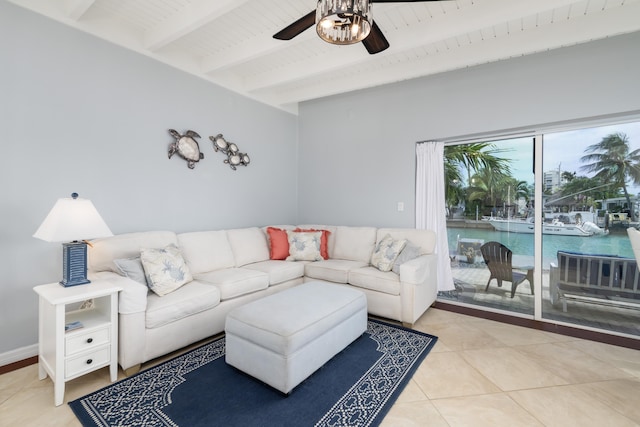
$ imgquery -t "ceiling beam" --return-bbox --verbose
[201,30,316,73]
[65,0,95,21]
[143,0,251,51]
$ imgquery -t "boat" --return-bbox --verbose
[486,217,607,236]
[544,210,597,223]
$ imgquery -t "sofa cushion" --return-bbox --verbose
[178,230,235,274]
[145,280,221,329]
[286,230,323,261]
[304,259,368,283]
[348,267,401,296]
[243,260,305,285]
[89,231,178,273]
[370,234,407,272]
[195,268,269,300]
[227,228,270,267]
[333,226,377,263]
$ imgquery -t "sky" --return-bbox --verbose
[496,120,640,195]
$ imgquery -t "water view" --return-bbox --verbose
[447,226,633,268]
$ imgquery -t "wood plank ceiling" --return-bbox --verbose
[8,0,640,113]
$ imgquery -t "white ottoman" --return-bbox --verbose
[225,281,367,394]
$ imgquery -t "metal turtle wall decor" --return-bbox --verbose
[209,134,250,170]
[168,129,204,169]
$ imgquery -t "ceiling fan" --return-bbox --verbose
[273,0,449,55]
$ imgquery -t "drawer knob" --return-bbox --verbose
[86,338,93,344]
[86,359,93,365]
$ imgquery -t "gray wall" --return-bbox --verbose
[297,32,640,227]
[0,2,297,355]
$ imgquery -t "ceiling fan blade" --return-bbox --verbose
[363,1,447,53]
[273,10,316,40]
[362,21,389,54]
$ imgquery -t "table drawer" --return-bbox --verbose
[65,346,110,378]
[66,327,110,356]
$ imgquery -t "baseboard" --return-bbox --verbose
[0,344,38,370]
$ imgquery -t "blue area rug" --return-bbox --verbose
[70,319,437,427]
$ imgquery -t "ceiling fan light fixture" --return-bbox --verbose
[316,0,372,45]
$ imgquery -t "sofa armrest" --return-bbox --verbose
[92,271,148,371]
[92,271,148,314]
[399,254,434,285]
[398,254,437,326]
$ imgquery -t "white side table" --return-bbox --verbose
[34,280,122,406]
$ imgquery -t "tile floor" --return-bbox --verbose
[1,308,639,426]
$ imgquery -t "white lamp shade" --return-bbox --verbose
[33,196,113,243]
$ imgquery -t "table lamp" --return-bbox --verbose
[33,193,113,287]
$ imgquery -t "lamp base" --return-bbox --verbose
[60,242,91,287]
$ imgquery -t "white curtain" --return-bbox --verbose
[416,141,455,292]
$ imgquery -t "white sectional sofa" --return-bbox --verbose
[88,225,437,374]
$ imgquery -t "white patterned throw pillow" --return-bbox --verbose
[140,244,193,296]
[286,231,323,261]
[371,234,408,272]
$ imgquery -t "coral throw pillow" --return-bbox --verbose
[295,228,330,259]
[267,227,289,260]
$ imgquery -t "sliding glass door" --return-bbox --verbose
[541,122,640,336]
[439,118,640,338]
[442,137,535,316]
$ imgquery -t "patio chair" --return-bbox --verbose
[480,241,529,298]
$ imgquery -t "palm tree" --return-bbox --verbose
[467,166,509,212]
[445,143,512,218]
[444,143,511,186]
[580,132,640,218]
[444,161,465,218]
[502,178,531,211]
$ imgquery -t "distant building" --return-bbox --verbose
[543,169,568,193]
